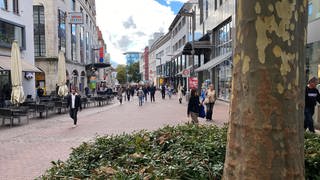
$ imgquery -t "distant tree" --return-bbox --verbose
[116,64,126,84]
[128,62,141,82]
[223,1,307,179]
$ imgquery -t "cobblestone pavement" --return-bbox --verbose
[0,93,229,180]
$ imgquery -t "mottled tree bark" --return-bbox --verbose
[223,0,307,179]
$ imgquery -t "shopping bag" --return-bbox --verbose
[199,105,206,118]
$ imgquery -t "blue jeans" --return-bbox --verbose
[139,97,143,106]
[304,107,315,133]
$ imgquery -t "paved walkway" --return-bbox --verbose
[0,93,229,180]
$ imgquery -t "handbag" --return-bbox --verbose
[199,105,206,118]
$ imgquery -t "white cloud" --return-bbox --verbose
[96,0,177,65]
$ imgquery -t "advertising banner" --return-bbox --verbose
[188,77,198,89]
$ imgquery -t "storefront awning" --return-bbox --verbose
[85,62,111,70]
[195,52,232,72]
[0,56,42,72]
[182,41,211,55]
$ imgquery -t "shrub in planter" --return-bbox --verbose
[40,125,320,179]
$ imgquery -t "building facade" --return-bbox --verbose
[306,0,320,80]
[149,32,171,88]
[33,0,99,94]
[0,0,38,100]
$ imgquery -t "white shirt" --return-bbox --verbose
[71,94,76,108]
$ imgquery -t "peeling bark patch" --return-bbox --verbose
[234,54,241,65]
[242,56,251,74]
[273,45,295,76]
[255,16,270,64]
[255,2,261,14]
[277,83,284,94]
[273,45,282,58]
[268,4,274,12]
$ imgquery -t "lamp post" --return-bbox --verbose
[180,8,195,94]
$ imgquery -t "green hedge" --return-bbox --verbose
[40,124,320,179]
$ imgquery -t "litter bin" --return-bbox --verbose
[185,91,190,102]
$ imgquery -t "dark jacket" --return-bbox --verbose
[67,94,82,110]
[149,86,156,94]
[187,96,200,115]
[305,86,320,109]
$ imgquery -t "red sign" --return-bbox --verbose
[182,69,190,76]
[188,77,198,89]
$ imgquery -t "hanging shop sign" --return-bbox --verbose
[68,12,84,24]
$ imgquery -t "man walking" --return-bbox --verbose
[67,88,82,127]
[150,84,156,102]
[305,77,320,133]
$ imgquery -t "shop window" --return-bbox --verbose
[0,20,25,49]
[0,0,7,10]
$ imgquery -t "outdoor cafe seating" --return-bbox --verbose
[0,91,116,128]
[0,106,29,127]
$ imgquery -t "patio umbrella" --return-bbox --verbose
[10,40,25,105]
[57,51,68,97]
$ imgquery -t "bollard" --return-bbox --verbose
[185,91,190,102]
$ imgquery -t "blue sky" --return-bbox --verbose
[96,0,188,65]
[154,0,184,14]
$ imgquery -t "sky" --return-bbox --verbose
[96,0,189,66]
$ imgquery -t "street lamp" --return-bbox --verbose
[180,9,195,93]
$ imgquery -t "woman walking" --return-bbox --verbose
[204,84,216,121]
[187,89,200,124]
[177,84,183,104]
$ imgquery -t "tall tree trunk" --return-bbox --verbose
[223,0,307,179]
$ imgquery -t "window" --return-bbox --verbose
[80,27,84,63]
[58,9,66,51]
[33,5,46,57]
[205,0,209,18]
[0,0,7,10]
[86,32,89,61]
[220,0,222,6]
[71,0,76,11]
[308,2,313,16]
[13,0,19,14]
[0,20,25,49]
[214,0,217,10]
[86,14,88,24]
[212,19,232,58]
[71,24,76,61]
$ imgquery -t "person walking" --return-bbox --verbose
[126,86,131,101]
[178,84,183,104]
[203,84,216,121]
[161,84,166,99]
[143,86,149,102]
[305,77,320,133]
[150,84,156,102]
[67,88,82,127]
[167,85,173,99]
[187,89,200,124]
[117,87,123,104]
[137,87,144,106]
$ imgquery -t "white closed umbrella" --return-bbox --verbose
[57,51,68,96]
[10,41,25,105]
